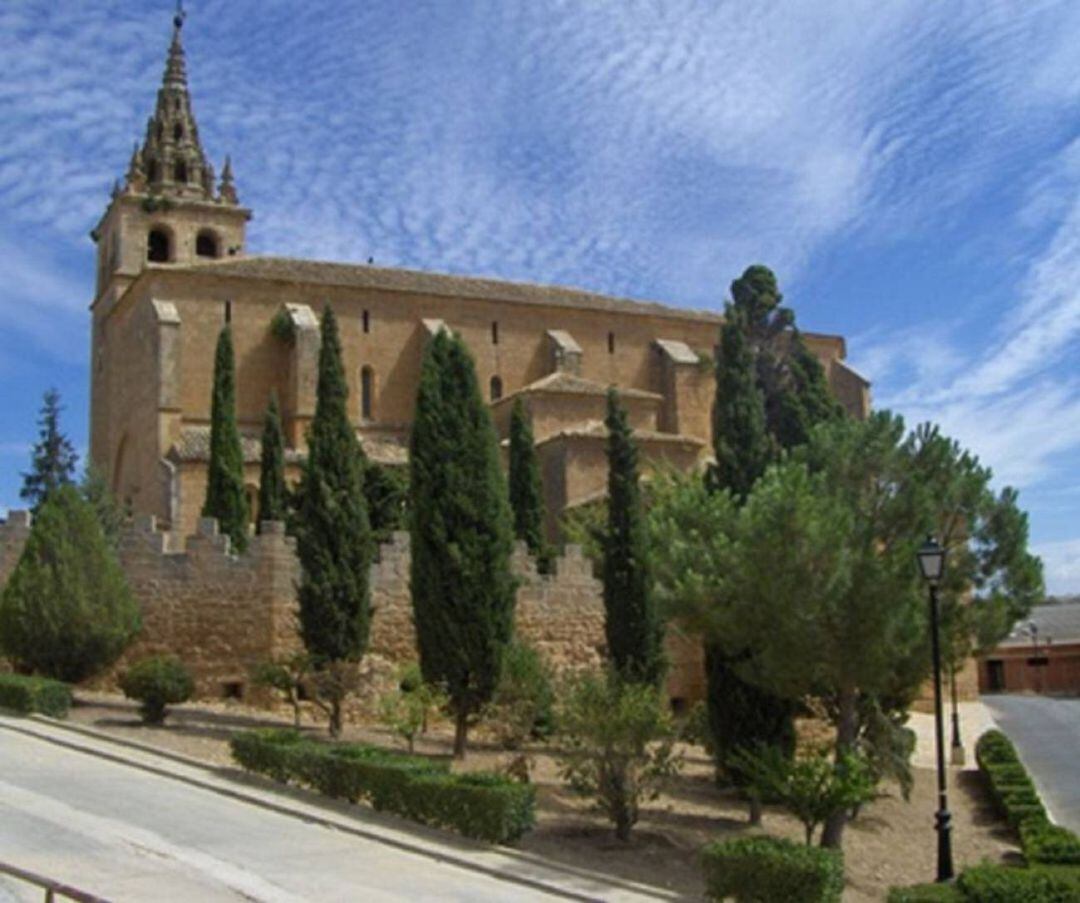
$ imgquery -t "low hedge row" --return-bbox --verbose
[975,730,1049,831]
[0,673,71,717]
[701,836,844,903]
[230,729,535,844]
[887,864,1079,902]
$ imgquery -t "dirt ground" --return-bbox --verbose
[65,692,1018,901]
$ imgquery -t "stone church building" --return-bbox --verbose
[90,15,870,542]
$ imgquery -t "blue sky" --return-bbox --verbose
[1,1,1078,593]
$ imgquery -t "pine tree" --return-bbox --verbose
[508,397,549,568]
[80,465,127,551]
[293,306,373,736]
[708,306,773,500]
[0,484,140,682]
[202,327,249,553]
[256,393,287,530]
[409,329,516,758]
[603,389,664,686]
[20,388,78,513]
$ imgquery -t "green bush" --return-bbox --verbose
[119,656,194,724]
[1022,822,1080,865]
[956,863,1078,902]
[701,836,844,903]
[885,883,964,902]
[985,762,1031,788]
[975,730,1019,769]
[0,673,71,717]
[484,640,556,749]
[557,671,680,841]
[229,729,535,844]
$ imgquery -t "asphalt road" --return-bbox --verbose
[0,724,603,903]
[983,694,1080,832]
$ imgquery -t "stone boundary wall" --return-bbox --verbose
[0,511,608,702]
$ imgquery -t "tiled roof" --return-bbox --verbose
[1000,602,1080,647]
[516,371,662,401]
[534,419,705,447]
[176,255,725,323]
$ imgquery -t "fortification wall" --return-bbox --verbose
[0,511,612,703]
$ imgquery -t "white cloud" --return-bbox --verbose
[1035,538,1080,597]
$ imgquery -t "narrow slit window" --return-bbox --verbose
[361,366,374,420]
[225,300,232,324]
[490,375,503,401]
[607,332,615,354]
[363,310,370,334]
[491,321,499,345]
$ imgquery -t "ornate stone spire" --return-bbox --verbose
[124,4,218,201]
[218,155,238,205]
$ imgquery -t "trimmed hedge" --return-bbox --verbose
[975,729,1050,832]
[230,729,535,844]
[886,883,964,903]
[0,673,71,717]
[956,863,1079,902]
[701,836,844,903]
[1022,823,1080,866]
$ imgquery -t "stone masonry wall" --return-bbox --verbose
[0,511,610,703]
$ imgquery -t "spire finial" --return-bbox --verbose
[218,155,238,205]
[164,2,188,87]
[174,0,186,33]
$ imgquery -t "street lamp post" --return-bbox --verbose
[949,666,965,766]
[917,536,954,883]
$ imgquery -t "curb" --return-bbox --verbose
[2,713,683,902]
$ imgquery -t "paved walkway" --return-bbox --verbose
[906,700,997,771]
[983,694,1080,832]
[0,715,673,903]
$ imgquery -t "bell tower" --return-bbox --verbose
[90,5,251,309]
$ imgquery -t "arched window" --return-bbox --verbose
[174,160,188,183]
[490,375,503,402]
[147,228,170,262]
[196,230,220,258]
[361,366,374,420]
[148,160,160,182]
[173,123,183,141]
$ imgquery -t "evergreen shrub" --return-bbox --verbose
[956,863,1078,902]
[230,729,535,843]
[701,836,844,903]
[119,656,194,724]
[975,730,1018,769]
[0,673,71,717]
[885,883,964,902]
[1021,822,1080,866]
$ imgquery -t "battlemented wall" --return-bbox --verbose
[0,512,619,704]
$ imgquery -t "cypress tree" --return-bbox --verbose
[508,397,549,568]
[708,306,772,500]
[0,484,140,682]
[202,326,249,553]
[603,389,664,686]
[256,393,287,530]
[20,388,78,513]
[293,306,373,736]
[409,330,516,758]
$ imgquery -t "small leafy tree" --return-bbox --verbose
[603,390,664,686]
[256,393,287,530]
[409,329,516,758]
[20,388,78,512]
[557,671,681,841]
[508,398,551,570]
[484,639,556,749]
[250,652,310,728]
[202,327,249,553]
[0,485,140,682]
[119,656,194,725]
[732,744,876,845]
[292,306,373,736]
[377,666,447,753]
